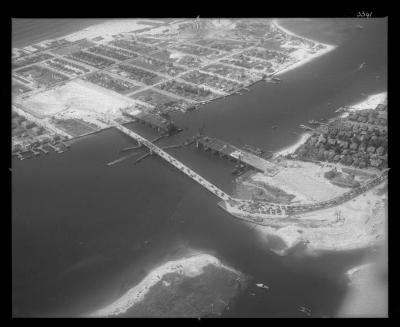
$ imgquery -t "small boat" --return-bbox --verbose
[357,62,366,71]
[299,124,313,131]
[272,125,278,130]
[256,283,270,290]
[298,306,312,316]
[356,25,364,30]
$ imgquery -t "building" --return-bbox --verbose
[133,111,179,135]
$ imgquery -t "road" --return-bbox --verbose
[111,121,232,202]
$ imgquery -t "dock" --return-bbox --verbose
[133,152,151,165]
[38,146,49,154]
[161,143,184,150]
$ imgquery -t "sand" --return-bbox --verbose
[20,79,136,118]
[63,19,164,43]
[273,133,311,158]
[341,92,387,117]
[89,253,241,317]
[251,163,387,255]
[298,183,385,253]
[252,159,348,204]
[337,261,388,317]
[271,19,336,77]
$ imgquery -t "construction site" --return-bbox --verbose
[194,135,280,176]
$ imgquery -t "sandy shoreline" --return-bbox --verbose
[272,19,337,77]
[13,19,165,54]
[272,90,387,159]
[88,253,240,317]
[341,91,387,117]
[273,133,311,158]
[337,261,388,317]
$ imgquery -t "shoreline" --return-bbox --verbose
[273,132,311,158]
[337,261,388,317]
[272,19,337,77]
[272,90,387,159]
[341,91,387,117]
[12,19,166,54]
[88,252,240,317]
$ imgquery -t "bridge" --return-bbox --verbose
[111,121,232,202]
[106,118,387,227]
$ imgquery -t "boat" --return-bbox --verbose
[308,119,320,125]
[272,125,278,130]
[356,25,364,30]
[298,306,312,316]
[256,283,270,290]
[356,62,366,71]
[335,107,346,113]
[299,124,313,131]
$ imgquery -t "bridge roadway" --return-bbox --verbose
[110,120,387,224]
[113,122,232,202]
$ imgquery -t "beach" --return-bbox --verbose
[273,90,387,159]
[12,17,388,317]
[337,261,388,317]
[13,19,165,54]
[341,91,387,117]
[89,253,241,317]
[273,133,311,158]
[272,19,337,77]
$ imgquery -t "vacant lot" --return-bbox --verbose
[19,79,135,117]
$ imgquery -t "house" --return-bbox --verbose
[345,155,354,165]
[352,158,360,167]
[350,143,358,151]
[318,135,327,144]
[21,121,35,129]
[328,138,337,145]
[359,160,367,169]
[376,146,385,156]
[333,154,341,162]
[370,158,383,168]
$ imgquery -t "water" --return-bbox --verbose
[12,19,108,48]
[12,18,387,317]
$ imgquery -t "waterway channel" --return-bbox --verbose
[12,18,387,317]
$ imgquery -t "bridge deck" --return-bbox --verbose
[114,123,231,202]
[111,121,387,225]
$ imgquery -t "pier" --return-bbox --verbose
[38,146,49,154]
[133,152,151,165]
